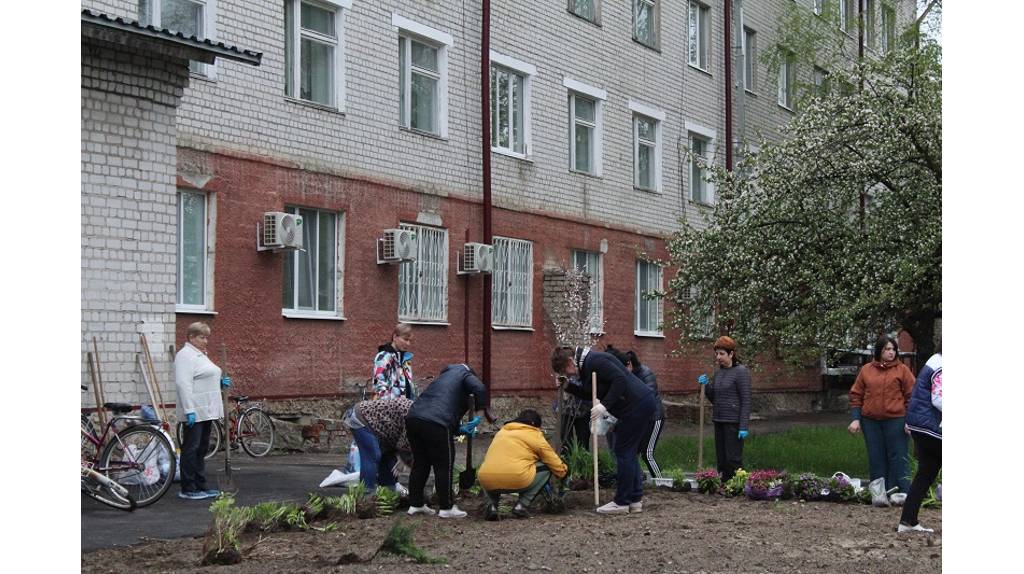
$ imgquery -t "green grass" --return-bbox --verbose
[653,425,871,477]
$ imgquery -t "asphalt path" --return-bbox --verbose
[81,451,355,552]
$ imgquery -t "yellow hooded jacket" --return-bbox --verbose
[478,422,568,491]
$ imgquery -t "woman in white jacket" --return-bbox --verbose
[174,322,230,500]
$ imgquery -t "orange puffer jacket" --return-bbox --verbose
[849,361,916,420]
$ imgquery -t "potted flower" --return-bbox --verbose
[723,468,750,497]
[791,472,828,501]
[744,469,785,501]
[695,468,721,495]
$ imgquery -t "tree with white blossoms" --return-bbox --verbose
[666,26,941,366]
[547,267,599,349]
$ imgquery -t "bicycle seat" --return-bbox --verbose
[229,395,249,403]
[103,402,133,414]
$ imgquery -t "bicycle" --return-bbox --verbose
[81,403,176,509]
[176,395,275,460]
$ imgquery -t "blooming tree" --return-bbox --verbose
[666,32,941,365]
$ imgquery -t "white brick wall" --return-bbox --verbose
[81,36,190,409]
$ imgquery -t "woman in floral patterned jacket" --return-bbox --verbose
[343,396,413,490]
[372,323,415,400]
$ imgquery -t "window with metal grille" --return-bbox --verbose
[572,250,603,334]
[635,260,663,336]
[398,224,448,322]
[492,237,533,328]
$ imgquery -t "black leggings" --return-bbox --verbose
[405,417,456,510]
[900,431,942,526]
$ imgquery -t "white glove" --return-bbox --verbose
[590,401,608,421]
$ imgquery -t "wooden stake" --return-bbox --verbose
[554,377,565,454]
[591,372,599,507]
[87,351,107,429]
[92,338,108,427]
[138,353,160,420]
[220,344,235,491]
[141,334,167,420]
[697,381,706,471]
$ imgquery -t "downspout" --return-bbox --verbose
[481,0,493,405]
[858,0,866,228]
[724,0,733,170]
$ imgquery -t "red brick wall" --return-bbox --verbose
[176,149,820,400]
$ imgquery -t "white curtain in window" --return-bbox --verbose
[178,191,205,306]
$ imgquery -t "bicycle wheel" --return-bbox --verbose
[176,420,222,460]
[238,408,275,457]
[100,425,175,507]
[82,467,136,511]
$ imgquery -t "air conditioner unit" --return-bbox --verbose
[459,242,494,275]
[377,228,417,264]
[261,212,304,250]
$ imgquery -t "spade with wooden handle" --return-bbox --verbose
[591,372,599,507]
[219,344,235,492]
[697,376,706,470]
[458,395,477,491]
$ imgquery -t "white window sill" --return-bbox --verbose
[492,324,534,332]
[400,126,448,141]
[569,169,602,179]
[744,88,757,97]
[690,198,715,208]
[176,307,217,316]
[688,63,712,77]
[284,96,344,115]
[635,185,662,195]
[634,331,665,339]
[399,320,450,326]
[777,102,794,113]
[492,148,532,162]
[566,9,601,28]
[283,312,346,321]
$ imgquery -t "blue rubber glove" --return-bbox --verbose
[186,413,197,427]
[221,375,232,388]
[697,374,709,386]
[738,429,749,440]
[459,416,481,437]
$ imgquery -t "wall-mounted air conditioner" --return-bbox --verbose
[257,211,304,252]
[458,242,494,275]
[377,228,418,264]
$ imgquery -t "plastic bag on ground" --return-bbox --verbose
[319,469,360,488]
[868,477,891,507]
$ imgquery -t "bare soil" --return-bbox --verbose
[81,487,941,573]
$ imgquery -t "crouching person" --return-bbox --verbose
[478,410,568,520]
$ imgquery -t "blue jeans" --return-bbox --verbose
[351,426,398,490]
[861,416,910,494]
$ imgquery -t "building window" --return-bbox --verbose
[398,224,448,323]
[568,0,599,24]
[881,4,896,54]
[492,237,533,328]
[633,114,659,192]
[840,0,855,34]
[573,250,603,334]
[865,0,877,48]
[743,27,756,91]
[777,49,795,110]
[813,66,830,98]
[284,0,347,108]
[394,16,452,137]
[491,67,525,155]
[688,131,713,204]
[177,190,210,310]
[813,0,824,16]
[282,207,342,316]
[635,260,663,336]
[688,1,710,71]
[569,93,598,175]
[633,0,658,49]
[140,0,212,76]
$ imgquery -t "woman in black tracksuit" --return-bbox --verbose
[606,346,665,479]
[404,364,489,519]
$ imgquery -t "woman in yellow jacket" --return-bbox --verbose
[478,410,567,520]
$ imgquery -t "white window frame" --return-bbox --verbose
[813,66,830,97]
[398,223,449,324]
[564,77,606,177]
[281,206,345,320]
[176,189,215,313]
[490,51,535,159]
[635,260,664,337]
[632,0,659,49]
[629,99,664,193]
[688,1,711,72]
[284,0,349,109]
[573,250,604,335]
[140,0,217,78]
[777,50,795,110]
[686,122,717,205]
[567,0,601,25]
[865,0,877,49]
[492,237,534,329]
[880,4,896,54]
[394,14,452,138]
[742,26,756,92]
[839,0,856,34]
[813,0,824,16]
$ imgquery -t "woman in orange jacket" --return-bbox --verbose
[847,335,916,494]
[478,410,568,520]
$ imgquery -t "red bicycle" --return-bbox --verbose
[176,395,275,460]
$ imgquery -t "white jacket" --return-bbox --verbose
[174,342,224,423]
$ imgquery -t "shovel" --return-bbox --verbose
[458,395,477,491]
[219,344,236,493]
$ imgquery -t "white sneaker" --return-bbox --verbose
[407,505,436,516]
[596,501,630,515]
[439,505,468,519]
[897,522,934,533]
[629,501,643,513]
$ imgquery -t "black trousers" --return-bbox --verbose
[180,419,212,493]
[900,431,942,526]
[713,422,743,482]
[405,417,456,510]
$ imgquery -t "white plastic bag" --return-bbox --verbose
[319,469,360,488]
[118,444,160,486]
[868,477,891,507]
[591,413,618,436]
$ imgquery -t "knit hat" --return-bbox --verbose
[713,336,737,351]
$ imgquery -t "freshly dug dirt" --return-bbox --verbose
[81,488,941,573]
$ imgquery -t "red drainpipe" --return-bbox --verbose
[724,0,733,170]
[481,0,493,405]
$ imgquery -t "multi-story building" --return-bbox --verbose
[81,0,915,413]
